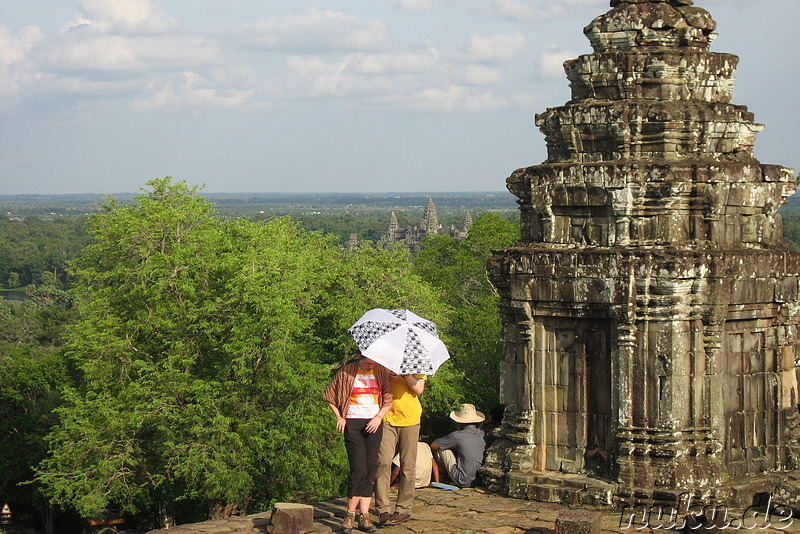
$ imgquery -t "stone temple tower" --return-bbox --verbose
[481,0,800,506]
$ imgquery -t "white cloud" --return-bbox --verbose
[280,49,508,113]
[132,71,255,112]
[245,9,387,53]
[47,34,220,73]
[43,75,141,98]
[411,85,469,111]
[47,0,214,76]
[397,0,432,11]
[377,84,507,112]
[283,53,441,100]
[78,0,150,25]
[62,0,178,34]
[461,65,504,85]
[283,55,385,98]
[50,36,138,71]
[509,90,547,110]
[698,0,749,4]
[538,47,575,78]
[464,32,527,63]
[463,91,508,112]
[10,0,238,112]
[491,0,564,22]
[284,55,333,78]
[563,0,606,5]
[489,0,604,22]
[353,49,441,74]
[284,55,349,96]
[0,25,45,98]
[0,1,553,115]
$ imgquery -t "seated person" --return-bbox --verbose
[390,440,439,488]
[430,404,487,488]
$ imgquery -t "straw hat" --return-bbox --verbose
[449,403,485,424]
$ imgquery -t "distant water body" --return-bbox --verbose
[0,290,28,301]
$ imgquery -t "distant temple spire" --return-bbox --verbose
[384,198,470,250]
[422,197,440,235]
[387,211,400,242]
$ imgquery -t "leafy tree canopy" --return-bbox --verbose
[413,213,518,419]
[35,178,463,527]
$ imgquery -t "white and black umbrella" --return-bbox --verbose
[349,308,450,375]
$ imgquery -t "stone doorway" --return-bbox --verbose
[538,317,613,478]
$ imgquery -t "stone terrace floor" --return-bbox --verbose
[147,487,799,534]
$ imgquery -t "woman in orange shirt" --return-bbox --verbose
[324,355,393,533]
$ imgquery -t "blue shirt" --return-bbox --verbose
[433,424,486,487]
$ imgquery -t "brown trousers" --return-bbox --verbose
[374,423,420,515]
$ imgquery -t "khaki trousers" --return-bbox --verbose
[433,448,458,483]
[375,423,420,515]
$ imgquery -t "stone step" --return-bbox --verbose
[507,472,615,506]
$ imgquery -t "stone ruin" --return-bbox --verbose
[481,0,800,508]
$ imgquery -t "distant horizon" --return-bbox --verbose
[2,0,796,195]
[0,189,520,219]
[0,190,515,198]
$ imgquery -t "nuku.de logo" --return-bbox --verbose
[619,492,795,531]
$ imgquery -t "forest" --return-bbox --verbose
[4,178,800,533]
[0,179,519,533]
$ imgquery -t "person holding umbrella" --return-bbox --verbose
[324,354,393,534]
[348,308,451,527]
[374,372,426,526]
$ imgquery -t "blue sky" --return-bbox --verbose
[0,0,797,194]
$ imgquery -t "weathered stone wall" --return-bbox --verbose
[482,0,800,506]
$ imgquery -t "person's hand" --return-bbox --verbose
[336,416,347,433]
[365,415,382,433]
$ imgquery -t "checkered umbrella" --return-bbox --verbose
[349,308,450,375]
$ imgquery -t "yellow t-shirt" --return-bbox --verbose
[384,374,427,427]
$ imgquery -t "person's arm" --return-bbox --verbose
[431,431,457,452]
[367,368,394,433]
[431,456,440,483]
[402,374,426,395]
[390,464,401,487]
[366,401,392,433]
[328,402,346,433]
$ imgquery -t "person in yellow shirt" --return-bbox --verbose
[374,373,426,526]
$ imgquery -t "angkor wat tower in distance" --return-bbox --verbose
[481,0,800,506]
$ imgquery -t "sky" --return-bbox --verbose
[0,0,798,195]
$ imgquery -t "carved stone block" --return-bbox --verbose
[269,503,314,534]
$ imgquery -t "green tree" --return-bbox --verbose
[35,178,457,527]
[316,243,466,434]
[0,344,71,533]
[0,289,79,534]
[0,216,90,288]
[412,213,518,419]
[782,214,800,249]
